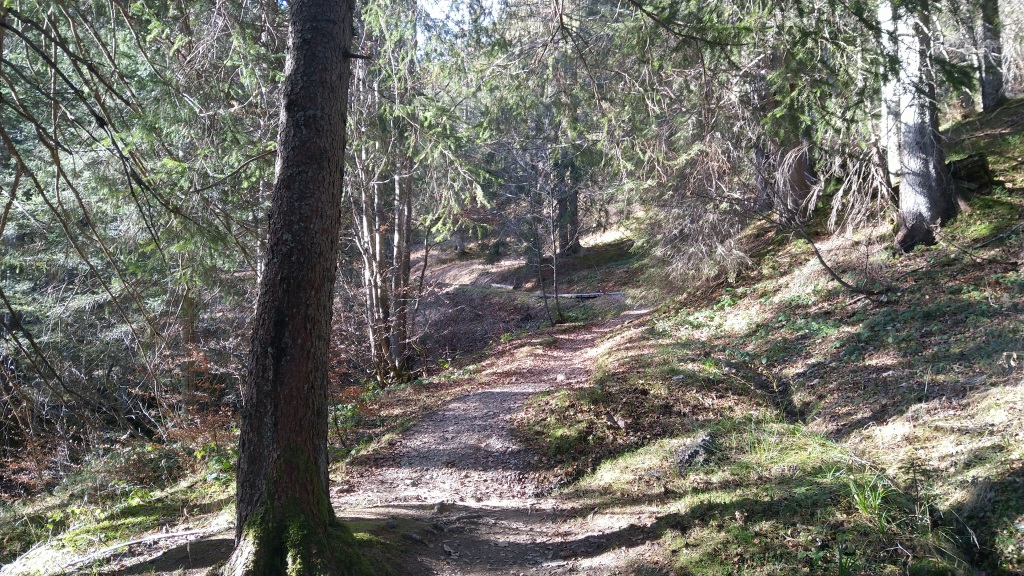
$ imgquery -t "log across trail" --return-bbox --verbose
[333,309,659,575]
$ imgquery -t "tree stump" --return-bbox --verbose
[948,153,995,196]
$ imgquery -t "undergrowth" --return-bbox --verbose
[0,433,237,567]
[516,112,1024,573]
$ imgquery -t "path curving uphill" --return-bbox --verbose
[333,309,661,575]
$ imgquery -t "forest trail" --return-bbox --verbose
[333,307,664,575]
[0,306,660,576]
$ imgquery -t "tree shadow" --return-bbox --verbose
[951,455,1024,572]
[101,537,234,575]
[353,489,837,575]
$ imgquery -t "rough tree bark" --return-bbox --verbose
[555,171,582,256]
[878,0,902,182]
[222,0,361,572]
[979,0,1007,112]
[894,1,956,253]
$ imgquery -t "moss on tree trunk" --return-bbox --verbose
[220,0,367,573]
[223,511,371,576]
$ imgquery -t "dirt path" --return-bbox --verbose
[2,309,664,576]
[333,309,664,575]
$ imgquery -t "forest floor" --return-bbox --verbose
[0,302,664,576]
[331,306,667,576]
[3,102,1024,576]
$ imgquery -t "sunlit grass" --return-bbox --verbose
[521,130,1024,571]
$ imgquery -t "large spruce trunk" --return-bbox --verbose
[979,0,1006,112]
[878,0,901,182]
[894,1,956,253]
[223,0,357,572]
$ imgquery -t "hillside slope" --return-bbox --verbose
[1,103,1023,576]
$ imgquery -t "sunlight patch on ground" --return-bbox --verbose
[846,374,1024,524]
[720,302,766,335]
[975,381,1024,427]
[579,437,692,493]
[0,545,77,576]
[426,257,527,286]
[572,539,669,575]
[581,228,630,248]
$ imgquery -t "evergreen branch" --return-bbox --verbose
[624,0,748,48]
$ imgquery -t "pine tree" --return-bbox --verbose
[223,0,364,572]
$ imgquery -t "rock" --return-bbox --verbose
[676,431,715,471]
[404,531,427,545]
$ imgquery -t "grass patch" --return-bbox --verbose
[944,190,1023,244]
[521,116,1024,572]
[557,415,973,575]
[0,439,236,565]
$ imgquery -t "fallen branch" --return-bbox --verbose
[972,222,1024,250]
[61,528,214,571]
[533,291,624,299]
[794,228,890,297]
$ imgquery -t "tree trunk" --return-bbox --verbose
[180,286,197,408]
[223,0,360,572]
[360,178,397,384]
[548,191,563,322]
[390,160,412,373]
[556,186,581,256]
[389,10,416,375]
[453,227,467,254]
[979,0,1007,112]
[747,52,815,226]
[894,1,956,253]
[553,149,582,257]
[878,0,901,182]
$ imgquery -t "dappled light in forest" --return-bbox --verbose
[2,0,1024,573]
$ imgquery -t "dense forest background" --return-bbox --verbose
[1,0,1024,572]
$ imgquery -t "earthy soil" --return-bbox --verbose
[3,304,665,576]
[333,307,668,575]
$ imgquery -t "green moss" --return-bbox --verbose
[224,498,382,576]
[279,516,378,576]
[285,520,308,576]
[944,193,1022,243]
[908,558,958,576]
